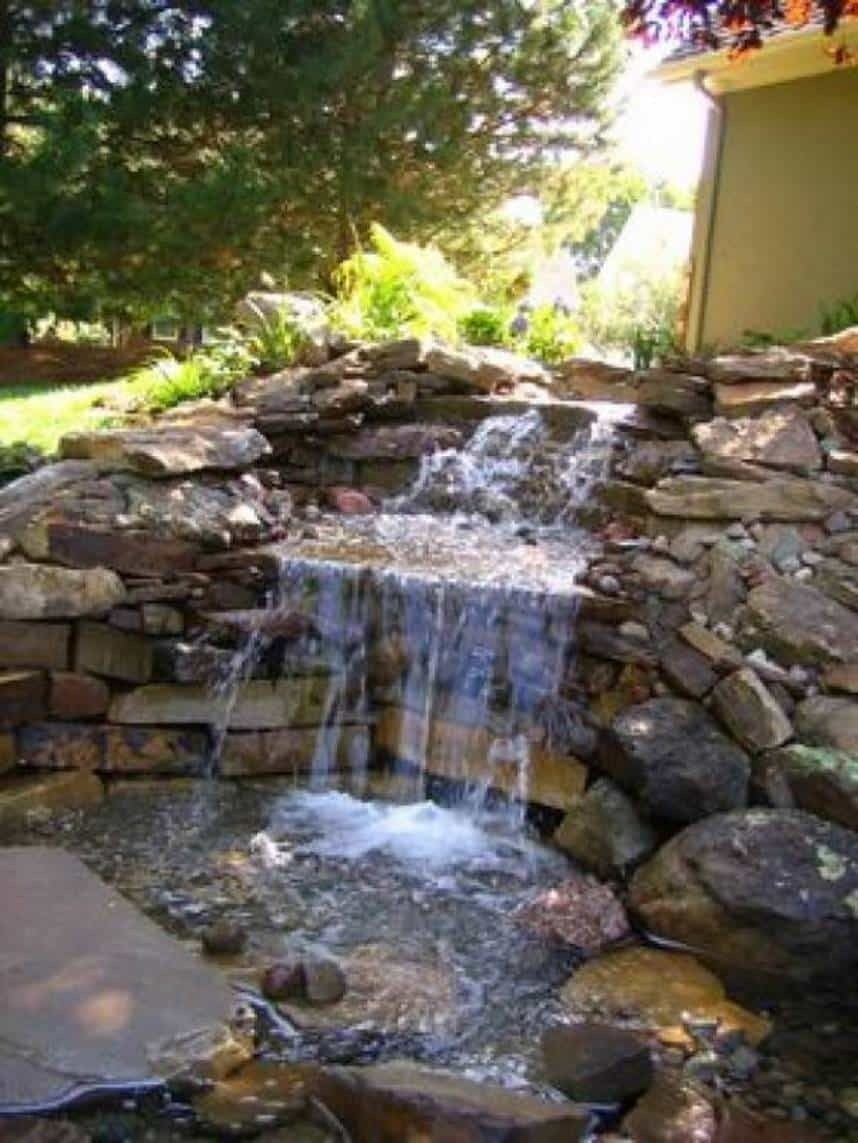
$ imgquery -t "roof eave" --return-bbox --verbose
[652,19,857,93]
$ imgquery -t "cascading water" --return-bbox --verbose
[204,406,620,821]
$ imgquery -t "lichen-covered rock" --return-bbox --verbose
[629,809,858,981]
[601,697,749,824]
[710,668,793,753]
[756,745,858,830]
[0,564,125,620]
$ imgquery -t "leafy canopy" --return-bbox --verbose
[0,1,623,323]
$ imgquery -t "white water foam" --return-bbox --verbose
[268,789,563,876]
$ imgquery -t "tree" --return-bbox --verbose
[622,1,858,57]
[0,1,624,323]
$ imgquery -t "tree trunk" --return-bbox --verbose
[0,0,10,161]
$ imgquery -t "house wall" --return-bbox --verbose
[694,67,858,351]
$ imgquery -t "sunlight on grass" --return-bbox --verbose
[0,379,127,455]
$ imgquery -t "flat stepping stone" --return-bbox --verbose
[0,847,237,1112]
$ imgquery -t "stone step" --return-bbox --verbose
[108,678,346,730]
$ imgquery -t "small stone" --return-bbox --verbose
[825,511,851,535]
[726,523,747,540]
[261,962,305,1002]
[303,956,347,1005]
[801,551,824,566]
[729,1045,761,1078]
[541,1022,653,1103]
[598,575,621,596]
[780,556,801,574]
[201,920,247,958]
[619,621,649,642]
[794,567,814,582]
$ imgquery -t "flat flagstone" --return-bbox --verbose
[0,847,238,1112]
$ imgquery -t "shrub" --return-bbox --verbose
[127,338,255,412]
[330,223,476,342]
[820,293,858,337]
[242,301,310,371]
[522,305,583,364]
[581,267,684,368]
[457,304,514,347]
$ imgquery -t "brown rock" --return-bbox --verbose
[326,423,463,460]
[0,670,46,727]
[828,449,858,478]
[75,620,153,684]
[561,946,770,1045]
[201,920,247,957]
[191,1060,307,1134]
[553,779,657,878]
[262,962,306,1001]
[515,873,630,954]
[542,1022,652,1104]
[659,638,718,699]
[629,809,858,981]
[0,1118,91,1143]
[740,577,858,667]
[710,668,792,753]
[646,475,854,522]
[109,678,333,730]
[706,349,812,385]
[622,1074,717,1143]
[0,564,125,620]
[0,621,70,670]
[304,957,347,1006]
[755,745,858,830]
[693,408,821,473]
[794,695,858,752]
[0,770,104,827]
[813,556,858,611]
[47,523,199,576]
[17,722,208,774]
[631,555,695,600]
[0,731,14,774]
[425,343,549,393]
[822,662,858,694]
[59,426,270,476]
[714,380,817,418]
[326,486,376,515]
[141,603,184,636]
[307,1061,589,1142]
[678,622,743,670]
[48,672,110,719]
[219,726,370,777]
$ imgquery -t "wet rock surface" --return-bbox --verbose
[630,810,858,981]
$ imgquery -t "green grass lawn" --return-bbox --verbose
[0,378,128,455]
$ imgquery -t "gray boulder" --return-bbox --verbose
[630,809,858,981]
[600,697,749,824]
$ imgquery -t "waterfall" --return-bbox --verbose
[203,409,618,816]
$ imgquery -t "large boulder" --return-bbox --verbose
[740,576,858,667]
[0,565,125,620]
[629,809,858,981]
[59,427,270,477]
[600,698,749,824]
[424,343,549,393]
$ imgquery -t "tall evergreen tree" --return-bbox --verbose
[0,1,623,322]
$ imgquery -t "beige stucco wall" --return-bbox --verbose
[695,67,858,351]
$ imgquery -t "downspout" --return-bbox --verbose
[687,71,726,354]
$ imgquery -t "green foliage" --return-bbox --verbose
[522,306,583,364]
[820,293,858,336]
[457,305,514,348]
[0,2,623,322]
[243,306,308,372]
[581,268,684,367]
[331,225,476,342]
[126,340,255,413]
